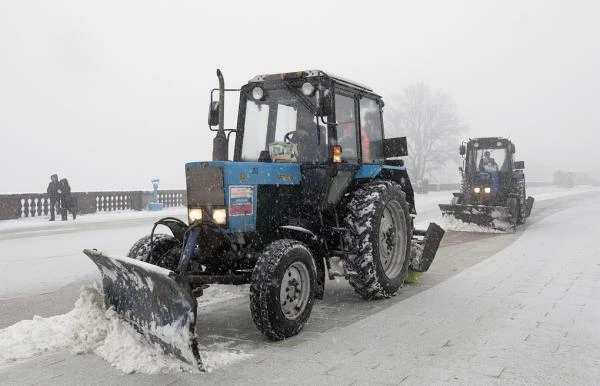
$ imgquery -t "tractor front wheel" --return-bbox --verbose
[127,234,181,271]
[250,239,317,340]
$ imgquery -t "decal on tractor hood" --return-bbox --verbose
[229,185,253,216]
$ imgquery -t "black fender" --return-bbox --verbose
[151,217,188,243]
[378,168,416,214]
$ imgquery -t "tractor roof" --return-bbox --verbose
[468,137,513,148]
[248,70,374,93]
[470,136,509,141]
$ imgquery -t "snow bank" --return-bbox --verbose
[0,284,251,374]
[438,215,505,233]
[0,207,185,232]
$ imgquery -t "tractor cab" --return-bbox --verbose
[235,74,331,164]
[209,70,397,166]
[463,138,514,174]
[460,137,516,203]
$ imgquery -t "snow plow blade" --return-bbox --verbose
[439,203,514,231]
[83,249,203,371]
[525,196,535,218]
[410,222,445,272]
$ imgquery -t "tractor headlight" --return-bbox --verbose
[212,208,227,225]
[301,82,315,96]
[484,187,491,194]
[188,208,203,223]
[252,87,264,100]
[473,187,481,194]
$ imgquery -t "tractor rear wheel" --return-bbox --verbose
[250,239,317,340]
[127,234,181,271]
[344,181,412,299]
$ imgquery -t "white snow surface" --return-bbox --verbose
[197,284,249,308]
[0,284,251,374]
[0,184,599,376]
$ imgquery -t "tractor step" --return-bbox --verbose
[331,249,350,256]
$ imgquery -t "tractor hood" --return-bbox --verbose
[185,161,301,233]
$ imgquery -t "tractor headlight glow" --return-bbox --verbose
[473,187,481,193]
[301,82,315,96]
[484,187,491,194]
[252,87,264,100]
[188,208,203,222]
[212,208,227,225]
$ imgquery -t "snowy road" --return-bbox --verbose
[0,186,599,384]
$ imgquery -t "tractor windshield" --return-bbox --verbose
[468,146,510,173]
[241,86,329,163]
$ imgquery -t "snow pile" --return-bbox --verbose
[0,284,251,374]
[438,215,505,233]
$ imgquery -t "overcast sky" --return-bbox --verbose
[1,0,598,193]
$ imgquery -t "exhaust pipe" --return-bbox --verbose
[212,69,228,161]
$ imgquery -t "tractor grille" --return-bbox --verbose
[186,166,225,207]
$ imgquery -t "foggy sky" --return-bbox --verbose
[1,0,598,193]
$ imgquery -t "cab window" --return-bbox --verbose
[335,94,358,162]
[359,97,384,163]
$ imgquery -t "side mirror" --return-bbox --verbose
[208,101,220,126]
[513,161,525,170]
[383,136,408,158]
[459,145,466,155]
[459,166,464,173]
[510,143,516,154]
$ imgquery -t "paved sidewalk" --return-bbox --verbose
[190,193,600,385]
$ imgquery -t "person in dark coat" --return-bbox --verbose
[47,174,61,221]
[59,178,76,220]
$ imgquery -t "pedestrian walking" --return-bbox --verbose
[46,174,61,221]
[59,178,76,220]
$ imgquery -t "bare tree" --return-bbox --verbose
[384,83,467,183]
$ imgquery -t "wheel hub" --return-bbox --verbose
[378,200,407,279]
[280,262,310,320]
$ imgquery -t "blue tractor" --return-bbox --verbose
[439,137,534,230]
[85,70,444,370]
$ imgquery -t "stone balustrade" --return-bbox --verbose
[0,190,187,220]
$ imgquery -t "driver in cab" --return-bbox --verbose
[287,110,325,163]
[479,151,499,172]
